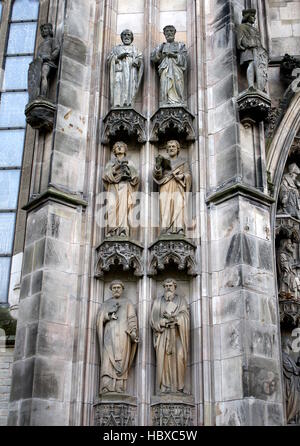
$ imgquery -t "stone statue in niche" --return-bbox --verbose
[151,25,187,107]
[151,278,190,394]
[28,23,60,102]
[282,338,300,424]
[237,9,268,92]
[103,141,139,238]
[277,236,300,301]
[108,29,144,108]
[153,140,191,236]
[279,164,300,220]
[96,280,139,395]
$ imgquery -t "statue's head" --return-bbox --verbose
[109,280,125,298]
[163,25,176,43]
[288,163,300,177]
[121,29,134,45]
[242,8,256,24]
[163,278,177,298]
[279,237,294,254]
[40,23,54,38]
[112,141,127,158]
[166,140,180,158]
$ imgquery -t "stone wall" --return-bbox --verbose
[0,348,14,426]
[269,0,300,58]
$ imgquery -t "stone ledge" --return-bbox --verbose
[206,183,275,206]
[23,186,88,212]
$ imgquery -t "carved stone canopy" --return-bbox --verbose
[237,89,271,123]
[150,106,196,142]
[25,98,56,132]
[95,238,144,278]
[280,300,300,328]
[102,108,146,144]
[148,236,197,276]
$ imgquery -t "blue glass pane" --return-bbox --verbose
[0,3,2,23]
[0,92,28,128]
[0,170,21,210]
[0,213,15,254]
[7,22,37,55]
[3,56,33,90]
[0,257,10,303]
[0,130,25,167]
[12,0,39,21]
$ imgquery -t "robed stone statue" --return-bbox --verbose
[282,339,300,424]
[151,25,187,107]
[103,141,139,237]
[97,280,139,395]
[151,278,190,394]
[279,163,300,220]
[277,237,300,301]
[153,140,191,235]
[108,29,144,108]
[237,9,268,92]
[28,23,60,102]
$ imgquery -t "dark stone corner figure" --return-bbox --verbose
[25,23,61,131]
[236,9,271,122]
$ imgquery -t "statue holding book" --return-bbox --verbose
[153,140,191,236]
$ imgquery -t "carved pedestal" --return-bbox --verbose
[150,106,196,142]
[237,89,271,123]
[25,99,56,131]
[94,394,137,426]
[95,238,144,277]
[148,236,197,276]
[151,395,195,426]
[102,108,146,144]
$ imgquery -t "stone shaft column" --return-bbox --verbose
[205,0,285,425]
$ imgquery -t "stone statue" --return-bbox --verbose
[153,140,191,235]
[277,237,300,301]
[237,9,268,92]
[151,25,187,107]
[279,164,300,220]
[103,141,139,237]
[28,23,60,102]
[282,339,300,424]
[150,278,190,394]
[108,29,144,108]
[96,280,139,395]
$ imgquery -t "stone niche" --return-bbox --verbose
[149,276,196,426]
[93,276,139,426]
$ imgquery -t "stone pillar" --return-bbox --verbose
[8,0,93,426]
[205,0,285,425]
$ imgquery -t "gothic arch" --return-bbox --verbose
[267,91,300,205]
[267,91,300,426]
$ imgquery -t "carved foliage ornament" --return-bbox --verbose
[151,403,194,426]
[94,403,136,426]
